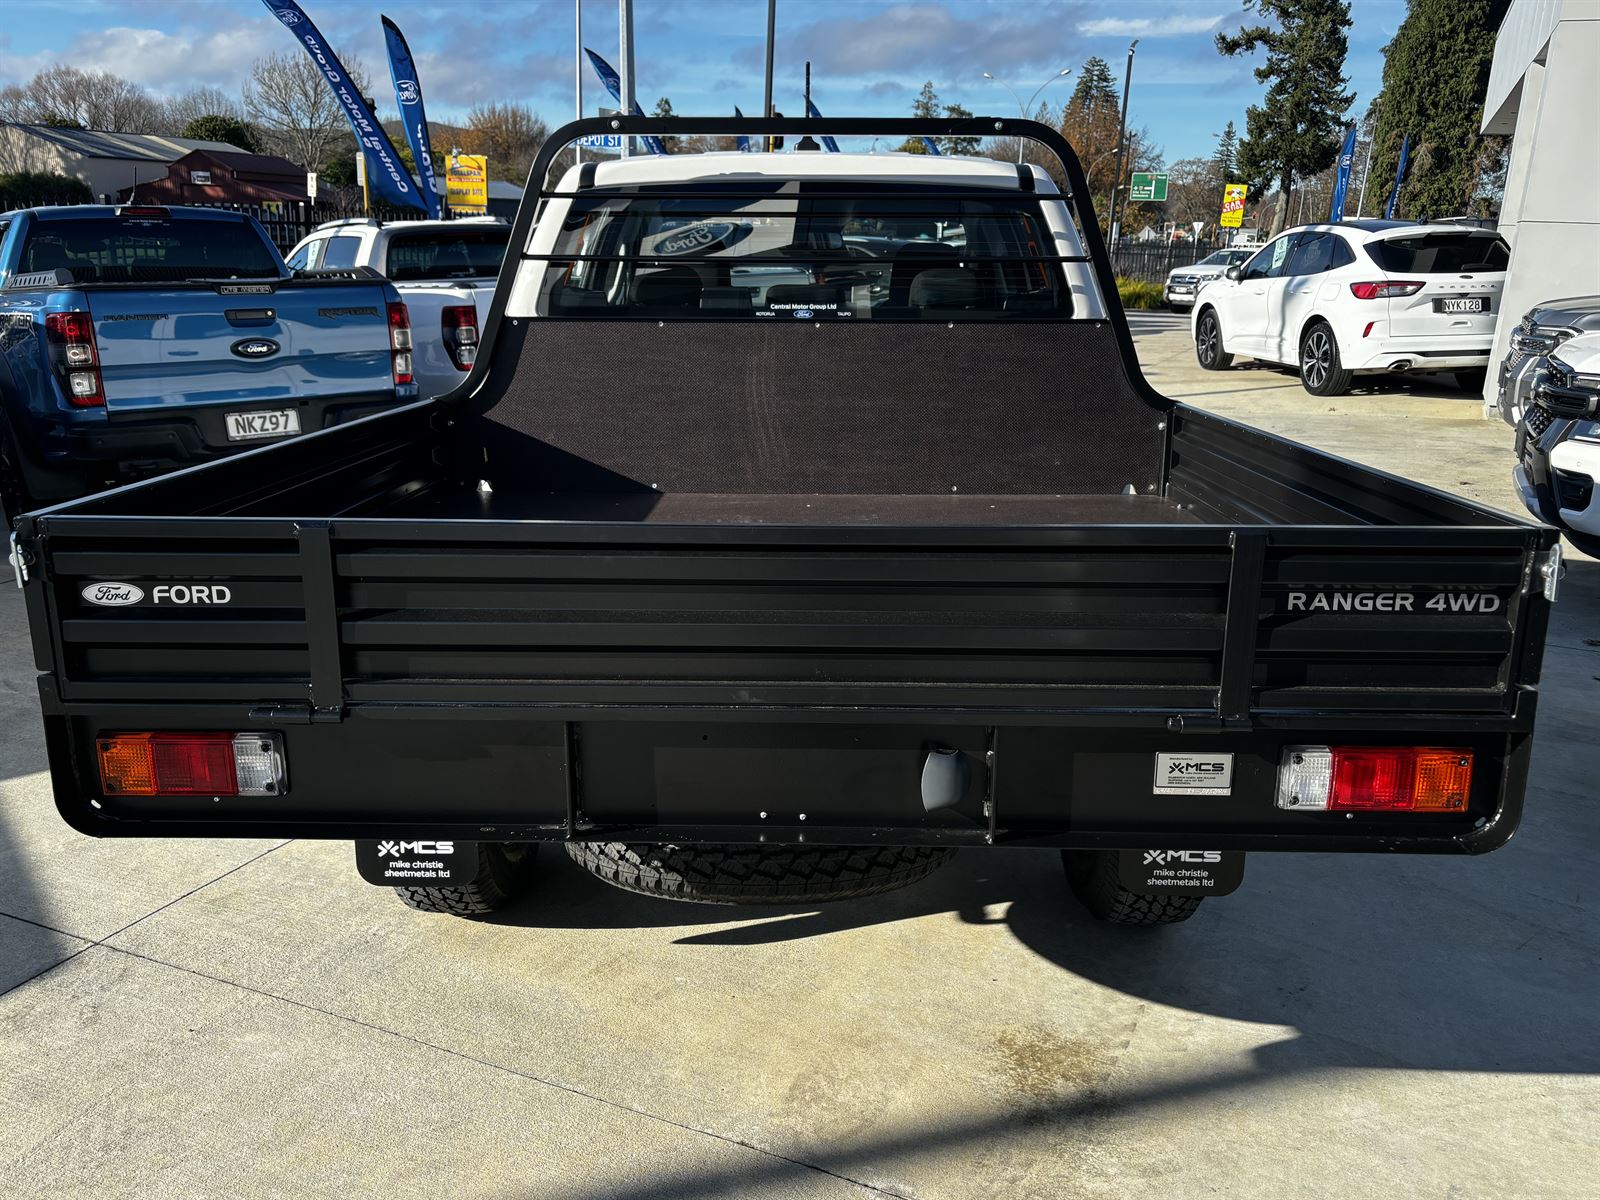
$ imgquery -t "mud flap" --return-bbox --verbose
[354,839,479,887]
[1117,849,1245,897]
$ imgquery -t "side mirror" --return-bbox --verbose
[1225,265,1243,282]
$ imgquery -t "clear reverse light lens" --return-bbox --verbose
[1277,746,1332,810]
[232,733,286,795]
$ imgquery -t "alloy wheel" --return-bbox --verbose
[1303,329,1332,389]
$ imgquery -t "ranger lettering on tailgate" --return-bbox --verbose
[1286,591,1503,613]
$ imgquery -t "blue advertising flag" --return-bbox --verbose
[381,15,442,219]
[582,48,667,155]
[734,106,750,152]
[921,137,943,156]
[1385,135,1411,220]
[259,1,423,210]
[1328,125,1358,222]
[804,99,841,153]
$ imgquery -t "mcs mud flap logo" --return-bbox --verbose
[376,840,454,856]
[1143,850,1222,866]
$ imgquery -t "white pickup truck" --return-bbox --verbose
[286,217,510,399]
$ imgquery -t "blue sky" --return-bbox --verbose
[0,0,1408,163]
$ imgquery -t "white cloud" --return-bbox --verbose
[1078,13,1224,37]
[8,26,263,95]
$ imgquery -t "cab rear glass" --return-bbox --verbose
[537,181,1076,321]
[385,228,510,280]
[1364,231,1509,274]
[19,215,280,282]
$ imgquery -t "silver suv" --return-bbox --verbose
[1497,295,1600,426]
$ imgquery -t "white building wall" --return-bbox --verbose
[1482,3,1600,416]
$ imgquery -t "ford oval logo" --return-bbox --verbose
[81,582,144,607]
[396,80,420,105]
[231,338,280,359]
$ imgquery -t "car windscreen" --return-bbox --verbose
[18,215,281,282]
[385,228,510,280]
[539,182,1074,321]
[1364,231,1509,274]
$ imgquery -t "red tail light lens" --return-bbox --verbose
[387,301,413,386]
[1277,746,1472,812]
[44,311,104,407]
[441,304,479,371]
[1349,280,1425,300]
[97,732,286,797]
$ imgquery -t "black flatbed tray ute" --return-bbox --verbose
[14,118,1561,925]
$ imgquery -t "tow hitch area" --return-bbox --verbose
[355,839,479,886]
[1118,850,1246,896]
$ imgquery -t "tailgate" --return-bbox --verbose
[88,282,394,412]
[1386,274,1502,339]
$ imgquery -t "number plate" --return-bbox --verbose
[1435,296,1487,314]
[225,408,300,441]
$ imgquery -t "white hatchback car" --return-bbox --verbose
[1190,220,1509,396]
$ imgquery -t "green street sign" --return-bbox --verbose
[1129,172,1169,202]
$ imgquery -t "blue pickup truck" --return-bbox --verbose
[0,204,418,519]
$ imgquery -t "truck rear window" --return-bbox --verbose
[385,228,509,280]
[539,182,1075,320]
[1364,231,1508,274]
[19,216,281,282]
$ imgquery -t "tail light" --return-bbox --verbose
[44,311,104,407]
[387,301,413,387]
[1349,280,1425,300]
[1276,746,1472,812]
[97,732,286,797]
[441,304,479,371]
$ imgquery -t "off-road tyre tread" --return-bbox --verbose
[1063,849,1203,926]
[394,844,537,916]
[568,842,956,905]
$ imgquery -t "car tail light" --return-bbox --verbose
[116,206,171,220]
[1276,746,1472,812]
[441,304,479,371]
[97,732,286,797]
[44,311,104,407]
[387,301,413,386]
[1349,280,1425,300]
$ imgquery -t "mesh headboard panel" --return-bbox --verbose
[457,320,1170,495]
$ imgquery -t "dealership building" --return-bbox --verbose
[1481,0,1600,415]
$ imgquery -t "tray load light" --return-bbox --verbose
[1277,746,1472,812]
[97,732,285,797]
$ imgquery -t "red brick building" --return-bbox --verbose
[117,149,309,205]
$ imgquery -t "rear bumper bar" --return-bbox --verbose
[42,698,1534,856]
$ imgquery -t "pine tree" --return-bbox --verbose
[1213,121,1238,180]
[652,96,678,153]
[1368,0,1509,220]
[899,81,940,154]
[1217,0,1354,235]
[1060,56,1124,216]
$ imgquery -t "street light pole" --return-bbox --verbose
[1109,39,1138,246]
[982,69,1072,163]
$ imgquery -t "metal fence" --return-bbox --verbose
[1109,239,1240,284]
[8,197,474,252]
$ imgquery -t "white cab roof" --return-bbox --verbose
[571,152,1056,193]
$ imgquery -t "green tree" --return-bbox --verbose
[940,101,980,155]
[1368,0,1509,219]
[1217,0,1354,236]
[1060,56,1123,216]
[1213,121,1239,179]
[898,81,941,154]
[0,171,93,207]
[181,114,260,153]
[651,96,679,154]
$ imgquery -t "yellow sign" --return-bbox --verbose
[446,154,488,213]
[1220,182,1249,229]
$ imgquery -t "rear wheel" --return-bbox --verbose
[394,843,538,916]
[1453,367,1488,394]
[568,842,955,905]
[1194,309,1232,370]
[1063,849,1204,926]
[1300,321,1353,396]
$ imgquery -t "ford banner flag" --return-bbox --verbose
[381,15,443,219]
[1328,125,1358,222]
[261,1,422,210]
[583,48,667,156]
[1385,135,1411,220]
[734,106,750,152]
[804,99,841,153]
